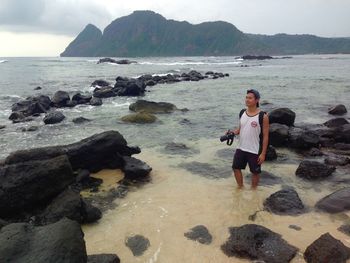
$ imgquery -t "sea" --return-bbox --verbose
[0,55,350,262]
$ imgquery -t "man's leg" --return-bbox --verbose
[233,169,244,188]
[251,173,260,189]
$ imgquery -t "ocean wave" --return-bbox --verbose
[0,60,8,64]
[111,101,130,107]
[87,59,99,63]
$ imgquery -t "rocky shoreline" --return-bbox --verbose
[0,131,151,262]
[1,63,350,261]
[6,70,228,125]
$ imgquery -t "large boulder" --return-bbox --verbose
[0,155,74,218]
[328,104,347,115]
[121,112,157,123]
[221,224,298,262]
[0,218,87,263]
[288,128,320,150]
[295,160,335,180]
[71,93,92,105]
[122,156,152,181]
[11,95,51,117]
[4,131,140,173]
[114,79,146,96]
[304,233,350,263]
[43,111,65,124]
[315,187,350,213]
[324,118,349,128]
[93,86,117,98]
[269,108,296,126]
[52,90,70,107]
[263,188,305,215]
[129,100,177,113]
[38,188,101,225]
[333,124,350,143]
[269,123,289,147]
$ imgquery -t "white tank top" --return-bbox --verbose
[237,111,261,154]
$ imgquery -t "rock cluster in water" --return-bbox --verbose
[0,130,151,262]
[7,70,228,124]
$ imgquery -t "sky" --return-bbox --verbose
[1,0,350,56]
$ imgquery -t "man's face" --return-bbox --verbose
[245,93,258,107]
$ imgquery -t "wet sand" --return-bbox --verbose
[82,140,350,262]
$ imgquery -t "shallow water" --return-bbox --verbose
[1,55,350,262]
[83,140,350,263]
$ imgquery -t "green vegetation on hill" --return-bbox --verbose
[61,10,350,57]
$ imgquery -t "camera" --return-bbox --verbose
[220,131,235,145]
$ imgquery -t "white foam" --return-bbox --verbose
[111,101,130,108]
[148,243,162,263]
[0,60,8,64]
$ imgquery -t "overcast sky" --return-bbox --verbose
[1,0,350,56]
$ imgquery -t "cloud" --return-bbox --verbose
[0,0,112,35]
[0,0,350,37]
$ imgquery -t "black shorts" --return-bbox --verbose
[232,149,261,174]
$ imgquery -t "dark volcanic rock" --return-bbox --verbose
[0,218,87,263]
[43,111,66,124]
[0,155,74,218]
[10,95,51,120]
[269,123,289,147]
[269,108,296,126]
[266,145,278,161]
[97,58,136,64]
[34,86,42,90]
[129,100,177,113]
[242,55,273,60]
[295,160,336,180]
[122,156,152,181]
[88,254,120,263]
[324,118,349,128]
[90,97,103,106]
[221,224,298,262]
[4,131,139,173]
[93,86,117,98]
[184,225,212,245]
[334,124,350,143]
[288,128,320,150]
[338,224,350,237]
[308,148,324,157]
[315,187,350,213]
[325,155,350,166]
[38,188,101,224]
[263,188,305,215]
[304,233,350,263]
[328,104,347,115]
[52,90,70,107]
[0,125,5,130]
[125,235,150,256]
[114,79,146,96]
[91,79,111,87]
[73,117,91,124]
[72,93,92,104]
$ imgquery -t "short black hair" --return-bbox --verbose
[247,89,260,107]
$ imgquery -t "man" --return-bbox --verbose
[231,89,269,189]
